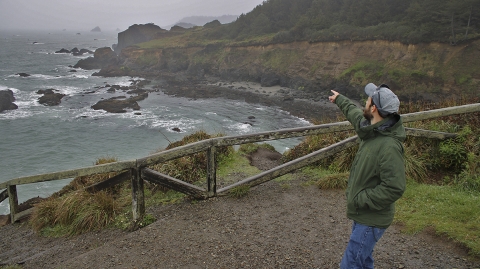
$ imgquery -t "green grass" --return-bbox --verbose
[395,181,480,257]
[228,185,251,198]
[217,149,261,180]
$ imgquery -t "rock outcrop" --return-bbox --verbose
[37,89,66,106]
[16,73,31,77]
[115,23,167,54]
[0,89,18,112]
[73,47,118,70]
[55,47,94,56]
[91,26,101,32]
[91,92,148,113]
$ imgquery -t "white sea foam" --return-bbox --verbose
[229,122,253,134]
[30,74,61,80]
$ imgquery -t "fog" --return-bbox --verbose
[0,0,264,31]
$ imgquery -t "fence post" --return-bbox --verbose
[130,168,145,228]
[207,146,217,197]
[7,185,18,224]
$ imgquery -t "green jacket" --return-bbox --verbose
[335,95,406,228]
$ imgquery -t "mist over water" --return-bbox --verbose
[0,30,311,214]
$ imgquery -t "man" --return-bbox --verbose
[328,83,406,269]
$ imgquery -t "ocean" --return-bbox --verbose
[0,30,311,214]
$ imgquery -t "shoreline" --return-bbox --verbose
[153,75,341,123]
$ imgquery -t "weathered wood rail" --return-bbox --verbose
[1,103,479,225]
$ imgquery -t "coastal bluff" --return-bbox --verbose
[78,24,480,103]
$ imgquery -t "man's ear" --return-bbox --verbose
[371,104,378,113]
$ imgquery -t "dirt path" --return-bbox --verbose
[1,149,480,268]
[1,85,480,268]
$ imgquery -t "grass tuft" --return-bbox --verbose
[30,191,120,236]
[228,185,250,198]
[316,173,349,190]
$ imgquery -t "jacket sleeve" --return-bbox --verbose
[355,142,406,210]
[335,95,365,132]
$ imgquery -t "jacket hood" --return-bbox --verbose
[358,113,406,142]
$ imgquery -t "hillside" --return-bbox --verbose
[93,36,480,104]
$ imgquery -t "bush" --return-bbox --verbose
[454,153,480,193]
[150,130,233,185]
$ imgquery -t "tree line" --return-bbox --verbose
[205,0,480,44]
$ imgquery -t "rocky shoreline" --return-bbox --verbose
[151,73,342,122]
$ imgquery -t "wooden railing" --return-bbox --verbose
[1,103,480,226]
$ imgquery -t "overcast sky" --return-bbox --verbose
[0,0,264,31]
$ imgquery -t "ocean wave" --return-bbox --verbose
[228,122,253,134]
[0,85,11,91]
[0,108,39,120]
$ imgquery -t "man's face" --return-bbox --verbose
[363,97,374,120]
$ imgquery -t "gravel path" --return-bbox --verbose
[1,172,479,268]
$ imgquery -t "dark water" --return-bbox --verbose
[0,30,311,214]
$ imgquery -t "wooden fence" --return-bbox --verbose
[1,103,480,226]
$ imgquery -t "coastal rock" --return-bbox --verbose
[91,26,101,32]
[115,23,166,54]
[37,89,66,106]
[91,92,148,113]
[0,89,18,112]
[56,48,94,56]
[73,47,118,70]
[260,73,281,87]
[55,48,71,53]
[91,65,128,77]
[73,48,94,56]
[16,73,31,77]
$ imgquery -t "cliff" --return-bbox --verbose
[98,38,480,102]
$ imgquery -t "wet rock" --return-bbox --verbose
[0,89,18,112]
[91,93,148,113]
[16,73,31,77]
[74,47,118,70]
[37,88,66,106]
[260,73,281,87]
[55,48,71,53]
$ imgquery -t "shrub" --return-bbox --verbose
[30,191,120,236]
[29,157,127,236]
[150,130,233,185]
[454,153,480,193]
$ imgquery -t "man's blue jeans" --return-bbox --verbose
[340,222,386,269]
